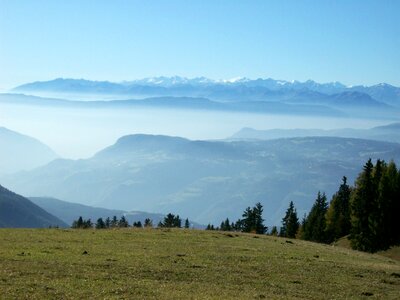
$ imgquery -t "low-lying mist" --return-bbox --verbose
[0,101,390,159]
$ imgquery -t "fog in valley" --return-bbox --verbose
[0,99,389,159]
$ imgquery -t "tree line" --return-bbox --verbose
[279,159,400,253]
[71,214,191,229]
[206,159,399,253]
[206,202,267,234]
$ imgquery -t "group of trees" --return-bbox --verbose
[157,213,188,228]
[72,214,191,229]
[207,202,267,234]
[205,159,399,253]
[281,159,400,253]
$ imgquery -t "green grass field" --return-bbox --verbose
[0,229,399,299]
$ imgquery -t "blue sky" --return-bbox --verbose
[0,0,399,89]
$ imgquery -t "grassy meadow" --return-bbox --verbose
[0,228,399,299]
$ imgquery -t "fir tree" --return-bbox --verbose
[133,221,142,228]
[280,201,299,238]
[144,218,153,228]
[350,159,375,252]
[220,218,231,231]
[303,192,328,243]
[118,216,129,228]
[325,176,352,242]
[184,218,190,229]
[241,203,267,234]
[105,217,111,228]
[111,216,118,228]
[160,213,182,228]
[95,217,105,229]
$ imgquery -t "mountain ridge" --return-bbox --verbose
[0,126,58,174]
[0,185,67,228]
[12,76,400,108]
[3,134,400,225]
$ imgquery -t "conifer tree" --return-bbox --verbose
[241,203,267,234]
[118,216,129,228]
[144,218,153,228]
[280,201,299,238]
[350,159,375,252]
[303,192,328,243]
[95,217,105,229]
[105,217,111,228]
[111,216,118,228]
[184,218,190,229]
[160,213,182,228]
[325,176,352,242]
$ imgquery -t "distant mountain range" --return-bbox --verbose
[231,122,400,144]
[12,77,400,107]
[0,127,58,174]
[0,185,67,228]
[3,134,400,225]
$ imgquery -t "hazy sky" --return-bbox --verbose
[0,0,399,89]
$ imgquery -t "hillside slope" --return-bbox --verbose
[0,229,399,299]
[0,185,67,228]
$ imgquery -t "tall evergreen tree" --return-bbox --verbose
[241,203,267,234]
[220,218,231,231]
[184,218,190,229]
[111,216,118,228]
[303,192,328,243]
[280,201,299,238]
[325,176,352,242]
[375,161,398,248]
[350,159,376,252]
[394,164,400,244]
[144,218,153,228]
[160,213,182,228]
[95,217,106,229]
[118,216,129,228]
[105,217,111,228]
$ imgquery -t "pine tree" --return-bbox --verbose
[184,218,190,229]
[95,217,105,229]
[325,176,352,242]
[375,161,398,248]
[160,213,182,228]
[105,217,111,228]
[144,218,153,228]
[280,201,299,238]
[394,164,400,244]
[84,219,93,228]
[118,216,129,228]
[350,159,375,252]
[220,218,231,231]
[241,203,266,234]
[133,221,142,228]
[111,216,118,228]
[303,192,328,243]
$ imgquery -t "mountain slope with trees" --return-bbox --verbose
[3,135,400,225]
